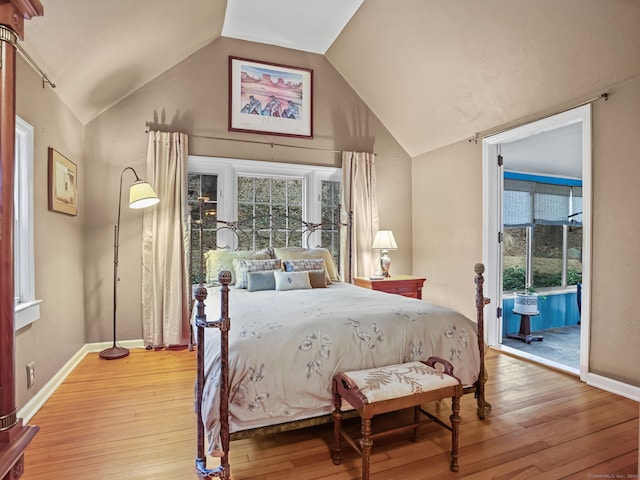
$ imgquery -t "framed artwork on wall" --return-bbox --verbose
[229,56,313,138]
[48,147,77,216]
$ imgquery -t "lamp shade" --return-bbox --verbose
[372,230,397,250]
[129,180,159,209]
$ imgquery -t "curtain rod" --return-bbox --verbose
[469,92,608,144]
[16,42,56,88]
[144,127,344,154]
[0,27,56,88]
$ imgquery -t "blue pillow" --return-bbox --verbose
[247,270,276,292]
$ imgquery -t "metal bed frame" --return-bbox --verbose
[189,198,491,478]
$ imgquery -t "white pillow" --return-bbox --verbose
[274,270,312,291]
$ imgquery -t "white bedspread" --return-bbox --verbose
[199,282,480,454]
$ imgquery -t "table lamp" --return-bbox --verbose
[372,230,397,277]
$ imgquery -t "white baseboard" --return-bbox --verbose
[17,339,145,423]
[586,372,640,402]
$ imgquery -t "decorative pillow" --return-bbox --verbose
[233,258,282,289]
[283,258,326,274]
[308,269,327,288]
[247,271,276,292]
[273,247,339,282]
[204,249,272,285]
[274,270,312,291]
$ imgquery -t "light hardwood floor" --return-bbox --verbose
[21,348,638,479]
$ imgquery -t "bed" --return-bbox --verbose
[189,204,490,478]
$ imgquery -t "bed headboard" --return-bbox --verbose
[189,197,350,287]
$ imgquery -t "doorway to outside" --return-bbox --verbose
[482,105,591,380]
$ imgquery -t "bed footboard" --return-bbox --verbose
[471,263,492,419]
[195,271,231,479]
[194,264,491,474]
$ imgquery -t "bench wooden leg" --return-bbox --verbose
[450,395,461,472]
[360,417,373,480]
[331,390,342,465]
[332,363,464,477]
[411,405,420,442]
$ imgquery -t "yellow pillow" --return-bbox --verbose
[273,247,339,282]
[204,249,271,285]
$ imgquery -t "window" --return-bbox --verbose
[187,173,218,284]
[321,180,341,267]
[15,116,41,330]
[502,174,582,292]
[188,156,341,277]
[237,176,303,250]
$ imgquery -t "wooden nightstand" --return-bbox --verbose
[353,275,426,299]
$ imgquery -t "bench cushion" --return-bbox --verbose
[342,361,460,404]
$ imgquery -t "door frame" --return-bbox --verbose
[482,105,592,381]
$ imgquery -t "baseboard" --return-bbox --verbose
[586,373,640,402]
[85,339,146,353]
[17,339,145,424]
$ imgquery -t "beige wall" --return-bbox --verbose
[412,79,640,387]
[589,78,640,386]
[83,37,411,343]
[15,57,86,409]
[411,141,483,321]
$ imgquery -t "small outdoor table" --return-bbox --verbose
[507,311,544,344]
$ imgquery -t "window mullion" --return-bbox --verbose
[562,225,568,287]
[526,226,533,288]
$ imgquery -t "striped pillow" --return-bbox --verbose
[233,258,282,289]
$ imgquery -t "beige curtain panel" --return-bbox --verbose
[340,151,379,281]
[141,131,190,347]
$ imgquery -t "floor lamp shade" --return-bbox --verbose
[129,180,160,209]
[100,167,159,360]
[372,230,397,278]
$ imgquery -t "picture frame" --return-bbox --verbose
[229,56,313,138]
[48,147,77,216]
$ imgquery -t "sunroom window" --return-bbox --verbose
[502,174,582,292]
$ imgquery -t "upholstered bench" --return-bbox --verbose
[331,358,463,479]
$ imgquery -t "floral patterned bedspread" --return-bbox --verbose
[200,282,480,454]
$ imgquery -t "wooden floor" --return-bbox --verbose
[21,348,638,479]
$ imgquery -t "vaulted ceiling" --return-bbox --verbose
[21,0,640,158]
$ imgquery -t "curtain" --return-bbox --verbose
[340,151,379,281]
[141,131,190,347]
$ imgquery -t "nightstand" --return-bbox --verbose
[353,275,426,299]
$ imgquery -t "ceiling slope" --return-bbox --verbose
[326,0,640,157]
[19,0,640,157]
[22,0,226,124]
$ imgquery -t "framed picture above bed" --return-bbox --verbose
[228,56,313,138]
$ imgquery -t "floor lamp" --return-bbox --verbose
[99,167,159,360]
